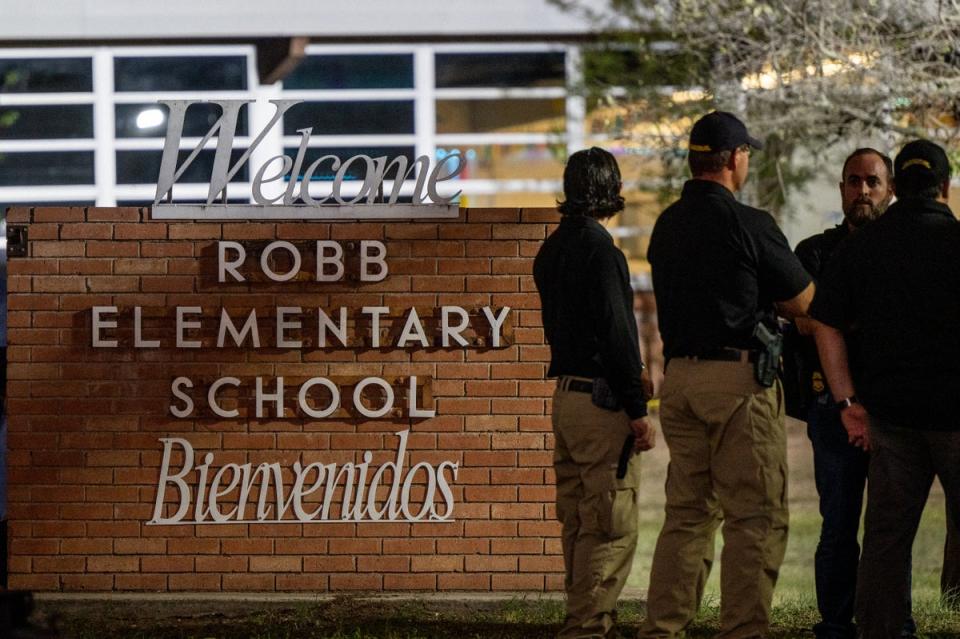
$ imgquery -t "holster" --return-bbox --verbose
[591,377,622,411]
[752,322,783,388]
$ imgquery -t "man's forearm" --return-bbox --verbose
[811,319,856,400]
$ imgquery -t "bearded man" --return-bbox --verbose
[794,148,904,639]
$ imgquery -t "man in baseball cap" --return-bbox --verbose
[688,111,765,153]
[641,111,813,638]
[893,138,952,194]
[809,138,960,637]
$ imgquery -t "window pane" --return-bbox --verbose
[0,58,92,93]
[436,99,565,134]
[435,52,565,88]
[0,105,93,139]
[115,103,249,138]
[0,152,94,185]
[116,149,250,185]
[285,146,416,181]
[283,101,414,135]
[283,54,413,89]
[437,144,564,180]
[114,56,247,92]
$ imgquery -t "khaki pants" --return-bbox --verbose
[553,377,642,638]
[640,359,788,639]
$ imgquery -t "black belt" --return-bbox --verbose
[557,376,594,393]
[678,347,759,363]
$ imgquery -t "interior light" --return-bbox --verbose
[136,108,165,129]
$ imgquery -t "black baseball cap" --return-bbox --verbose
[894,139,951,185]
[689,111,764,152]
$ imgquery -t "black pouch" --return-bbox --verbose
[591,377,622,411]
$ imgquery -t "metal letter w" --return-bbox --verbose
[152,99,302,206]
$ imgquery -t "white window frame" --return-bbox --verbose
[0,42,589,207]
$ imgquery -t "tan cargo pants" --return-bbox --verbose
[553,376,643,639]
[639,358,788,639]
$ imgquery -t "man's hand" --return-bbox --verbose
[631,417,656,452]
[841,403,871,451]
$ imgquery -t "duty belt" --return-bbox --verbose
[680,347,759,363]
[557,376,594,394]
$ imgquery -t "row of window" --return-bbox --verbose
[0,144,563,186]
[0,52,566,93]
[0,99,565,139]
[0,48,577,212]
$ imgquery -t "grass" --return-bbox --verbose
[34,595,960,638]
[629,416,952,601]
[29,417,960,637]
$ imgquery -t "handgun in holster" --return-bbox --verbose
[590,377,622,411]
[752,322,783,388]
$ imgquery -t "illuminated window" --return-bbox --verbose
[437,144,564,180]
[436,98,565,134]
[116,103,250,138]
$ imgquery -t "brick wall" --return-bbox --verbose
[4,206,571,592]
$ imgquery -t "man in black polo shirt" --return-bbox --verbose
[811,139,960,638]
[640,111,813,639]
[794,148,907,639]
[534,147,655,639]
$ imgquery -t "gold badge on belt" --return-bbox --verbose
[811,371,825,394]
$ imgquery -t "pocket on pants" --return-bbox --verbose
[582,488,638,539]
[608,488,639,538]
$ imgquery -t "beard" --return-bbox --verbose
[844,194,892,228]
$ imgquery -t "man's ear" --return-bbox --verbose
[726,150,739,172]
[941,179,950,201]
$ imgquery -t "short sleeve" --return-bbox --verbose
[757,215,812,302]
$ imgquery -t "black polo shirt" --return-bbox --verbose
[649,179,811,360]
[810,197,960,431]
[793,223,855,402]
[533,214,647,419]
[795,223,850,281]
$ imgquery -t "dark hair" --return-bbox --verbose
[841,148,893,181]
[557,147,625,219]
[688,149,732,176]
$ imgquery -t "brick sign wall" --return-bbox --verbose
[5,206,565,592]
